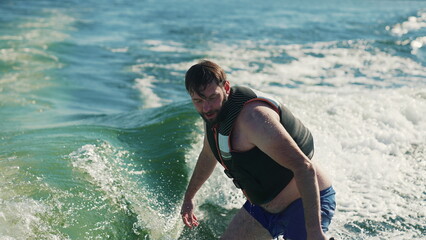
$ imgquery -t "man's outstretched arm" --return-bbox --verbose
[181,134,217,228]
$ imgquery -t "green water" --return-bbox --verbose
[1,0,426,239]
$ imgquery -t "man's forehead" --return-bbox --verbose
[191,83,221,98]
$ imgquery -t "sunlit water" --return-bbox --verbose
[1,0,425,239]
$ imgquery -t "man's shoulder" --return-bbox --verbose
[239,101,280,126]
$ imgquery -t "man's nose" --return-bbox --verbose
[203,101,212,112]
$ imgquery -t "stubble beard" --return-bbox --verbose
[200,110,220,124]
[200,95,228,125]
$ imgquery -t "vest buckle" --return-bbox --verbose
[224,169,233,178]
[232,179,242,189]
[224,170,242,189]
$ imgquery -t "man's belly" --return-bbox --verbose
[260,178,301,213]
[260,164,332,214]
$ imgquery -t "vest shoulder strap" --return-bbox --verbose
[216,86,283,160]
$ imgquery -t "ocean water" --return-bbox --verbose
[1,0,425,239]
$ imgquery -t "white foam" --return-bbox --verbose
[0,9,72,109]
[18,9,75,47]
[143,39,187,52]
[0,165,68,240]
[202,40,426,91]
[19,9,76,30]
[69,142,183,239]
[132,60,198,75]
[396,36,426,54]
[70,143,132,205]
[134,76,163,108]
[0,198,67,240]
[0,35,23,41]
[108,47,129,53]
[387,10,426,55]
[410,36,426,54]
[184,121,245,211]
[387,10,426,36]
[277,88,425,239]
[130,58,195,108]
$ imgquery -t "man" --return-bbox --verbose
[180,60,336,240]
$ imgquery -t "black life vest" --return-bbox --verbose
[206,86,314,205]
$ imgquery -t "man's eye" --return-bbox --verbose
[208,95,217,101]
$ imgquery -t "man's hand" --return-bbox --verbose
[181,199,199,228]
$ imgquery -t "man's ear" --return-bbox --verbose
[224,81,231,94]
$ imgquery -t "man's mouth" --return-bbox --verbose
[204,111,217,119]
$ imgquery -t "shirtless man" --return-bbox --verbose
[180,60,336,240]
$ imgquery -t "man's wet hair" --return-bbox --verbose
[185,60,227,96]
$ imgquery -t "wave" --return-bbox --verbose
[65,102,204,239]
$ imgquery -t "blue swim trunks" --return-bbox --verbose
[243,186,336,240]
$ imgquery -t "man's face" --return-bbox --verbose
[190,81,230,124]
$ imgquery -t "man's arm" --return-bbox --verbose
[239,102,326,240]
[181,134,217,228]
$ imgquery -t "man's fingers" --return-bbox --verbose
[182,214,192,228]
[182,213,199,228]
[192,215,199,226]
